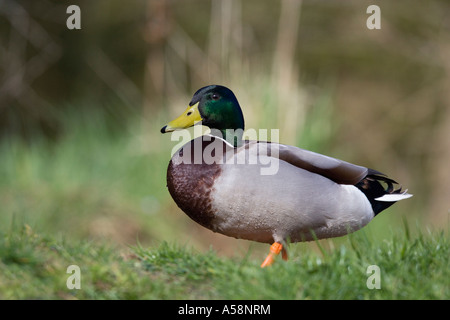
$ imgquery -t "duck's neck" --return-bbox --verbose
[208,128,243,148]
[204,101,245,147]
[221,128,244,148]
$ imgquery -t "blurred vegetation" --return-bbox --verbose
[0,0,449,255]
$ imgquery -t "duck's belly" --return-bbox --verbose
[209,160,374,243]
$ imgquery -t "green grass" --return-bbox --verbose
[0,223,447,299]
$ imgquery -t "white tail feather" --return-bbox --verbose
[375,190,413,202]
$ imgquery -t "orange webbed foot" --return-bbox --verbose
[260,242,288,268]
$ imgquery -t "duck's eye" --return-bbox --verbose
[211,94,220,101]
[186,111,192,116]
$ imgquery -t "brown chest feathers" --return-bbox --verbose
[166,137,225,230]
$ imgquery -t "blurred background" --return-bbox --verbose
[0,0,448,256]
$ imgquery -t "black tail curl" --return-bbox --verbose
[355,169,404,216]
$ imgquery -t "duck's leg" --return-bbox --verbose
[260,242,288,268]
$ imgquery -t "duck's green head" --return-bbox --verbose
[161,85,245,147]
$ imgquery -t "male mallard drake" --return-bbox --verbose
[161,85,412,267]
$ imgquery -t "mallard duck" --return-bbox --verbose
[160,85,412,267]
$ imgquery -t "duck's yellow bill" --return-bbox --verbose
[161,102,202,133]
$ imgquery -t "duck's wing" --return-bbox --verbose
[268,143,371,185]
